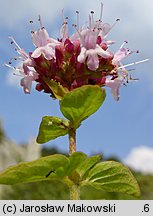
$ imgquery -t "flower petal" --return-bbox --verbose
[31,44,55,60]
[32,28,51,47]
[20,76,33,94]
[113,48,127,65]
[101,23,111,37]
[20,72,38,94]
[60,23,68,41]
[96,45,110,58]
[77,47,86,63]
[105,77,123,101]
[86,51,99,70]
[41,45,55,60]
[31,47,42,58]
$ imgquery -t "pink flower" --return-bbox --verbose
[112,41,140,68]
[105,77,124,101]
[75,4,119,71]
[31,16,59,60]
[76,12,111,70]
[6,4,148,99]
[6,63,38,94]
[6,37,38,93]
[20,69,39,94]
[112,41,128,65]
[78,43,110,71]
[60,15,69,42]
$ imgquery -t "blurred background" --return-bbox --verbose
[0,125,153,199]
[0,0,153,199]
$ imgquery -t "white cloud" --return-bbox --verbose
[2,0,152,59]
[2,0,153,51]
[124,146,153,174]
[1,0,153,29]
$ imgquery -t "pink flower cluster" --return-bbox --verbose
[6,3,148,100]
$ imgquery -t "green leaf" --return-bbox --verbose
[44,79,68,100]
[67,152,87,176]
[0,154,69,185]
[77,155,102,179]
[84,161,140,197]
[37,116,69,144]
[60,85,106,129]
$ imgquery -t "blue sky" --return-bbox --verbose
[0,0,153,171]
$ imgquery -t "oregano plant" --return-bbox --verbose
[1,3,148,200]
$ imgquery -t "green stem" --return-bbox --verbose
[68,127,80,199]
[69,127,76,155]
[69,184,80,200]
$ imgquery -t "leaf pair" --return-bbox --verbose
[0,152,140,197]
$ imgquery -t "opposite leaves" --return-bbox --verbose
[0,153,140,198]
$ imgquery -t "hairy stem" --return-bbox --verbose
[69,128,76,155]
[69,184,80,200]
[68,127,80,199]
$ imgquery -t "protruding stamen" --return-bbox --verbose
[9,36,22,50]
[72,24,84,44]
[64,17,68,26]
[5,63,17,70]
[38,15,43,29]
[13,72,23,77]
[60,17,69,41]
[99,2,103,21]
[120,40,128,49]
[62,9,68,25]
[76,11,80,29]
[127,50,139,56]
[89,15,92,29]
[127,68,135,72]
[90,11,94,26]
[129,74,139,81]
[29,20,35,34]
[10,56,23,62]
[111,18,120,30]
[118,59,149,69]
